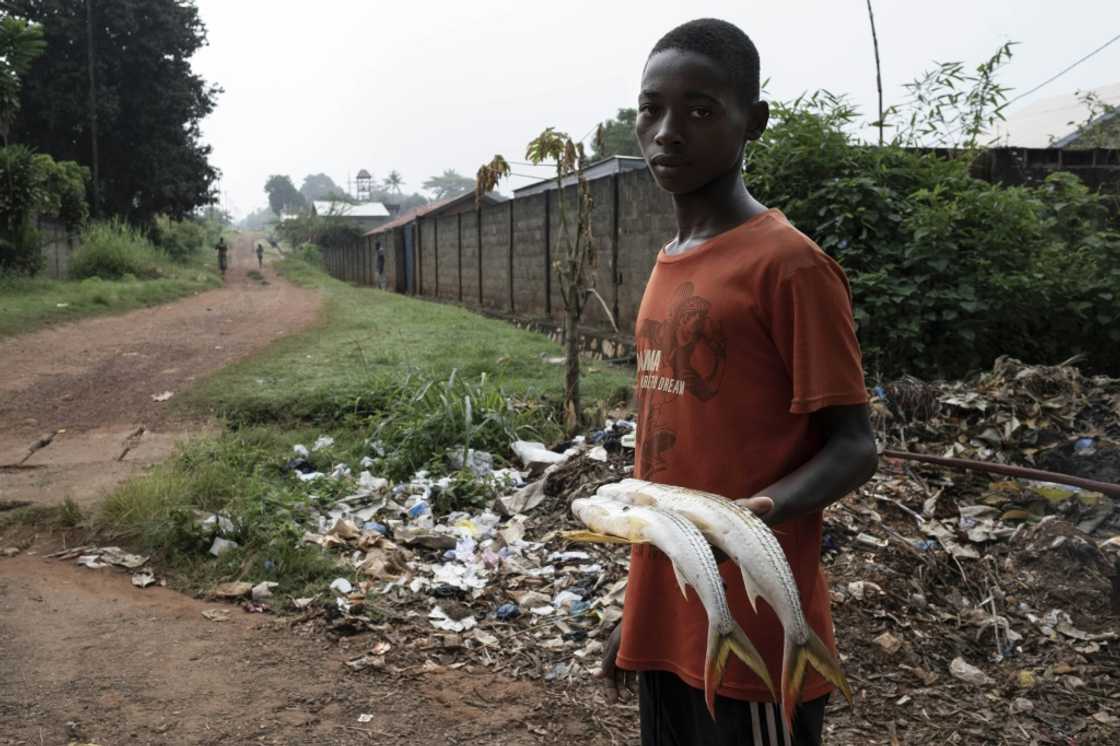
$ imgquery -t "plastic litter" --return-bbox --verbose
[209,537,239,557]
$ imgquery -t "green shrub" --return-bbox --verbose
[70,219,163,280]
[0,145,89,275]
[0,145,46,274]
[296,242,322,263]
[370,370,561,481]
[747,95,1120,378]
[150,214,207,262]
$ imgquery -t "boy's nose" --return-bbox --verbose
[654,112,684,146]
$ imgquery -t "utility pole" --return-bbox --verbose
[85,0,100,216]
[865,0,885,146]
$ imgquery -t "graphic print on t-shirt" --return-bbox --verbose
[636,282,727,478]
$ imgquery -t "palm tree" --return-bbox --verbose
[383,170,404,194]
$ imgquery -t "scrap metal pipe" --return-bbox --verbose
[881,449,1120,499]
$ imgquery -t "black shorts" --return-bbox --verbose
[639,670,829,746]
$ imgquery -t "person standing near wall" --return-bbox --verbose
[376,240,386,289]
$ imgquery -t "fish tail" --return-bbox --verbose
[780,629,852,735]
[704,622,775,721]
[559,530,634,544]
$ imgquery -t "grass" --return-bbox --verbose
[184,254,633,425]
[0,252,220,338]
[94,428,355,599]
[75,250,634,603]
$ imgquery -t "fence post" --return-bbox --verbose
[477,208,483,306]
[544,190,551,317]
[457,211,463,302]
[508,200,515,314]
[611,172,621,324]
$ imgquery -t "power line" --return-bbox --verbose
[1004,31,1120,109]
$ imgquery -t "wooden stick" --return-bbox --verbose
[882,449,1120,498]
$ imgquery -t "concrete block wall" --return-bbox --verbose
[434,213,457,302]
[511,192,548,318]
[616,168,675,332]
[460,210,481,307]
[479,202,511,311]
[419,218,436,296]
[319,167,691,347]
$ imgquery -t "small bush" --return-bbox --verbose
[150,215,207,262]
[70,220,163,280]
[296,242,321,264]
[371,370,561,481]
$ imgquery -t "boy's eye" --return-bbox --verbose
[690,107,713,119]
[638,103,657,115]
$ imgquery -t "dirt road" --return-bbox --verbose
[0,555,607,746]
[0,239,623,745]
[0,234,321,507]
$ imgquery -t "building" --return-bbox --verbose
[512,155,648,197]
[311,200,391,232]
[364,191,507,294]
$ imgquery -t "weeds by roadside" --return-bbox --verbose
[186,254,632,426]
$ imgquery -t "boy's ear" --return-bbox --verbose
[745,100,770,142]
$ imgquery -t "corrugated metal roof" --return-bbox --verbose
[364,192,506,236]
[513,155,648,196]
[991,83,1120,148]
[312,201,390,218]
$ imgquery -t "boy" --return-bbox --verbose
[599,19,878,746]
[256,242,265,268]
[215,236,228,276]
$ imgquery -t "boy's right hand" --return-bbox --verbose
[599,621,635,703]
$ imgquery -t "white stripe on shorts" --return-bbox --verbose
[765,702,779,746]
[750,702,764,745]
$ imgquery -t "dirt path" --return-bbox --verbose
[0,239,629,745]
[0,234,321,507]
[0,555,606,746]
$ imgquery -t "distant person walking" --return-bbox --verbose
[215,236,228,277]
[256,243,264,268]
[375,241,386,289]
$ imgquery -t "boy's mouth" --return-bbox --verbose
[650,154,689,169]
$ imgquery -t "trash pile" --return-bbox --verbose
[275,420,640,683]
[48,545,161,589]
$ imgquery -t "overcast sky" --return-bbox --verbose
[191,0,1120,219]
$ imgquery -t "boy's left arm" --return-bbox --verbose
[740,403,877,525]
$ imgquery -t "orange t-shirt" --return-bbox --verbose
[617,209,868,703]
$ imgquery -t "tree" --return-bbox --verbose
[299,172,344,202]
[238,206,276,232]
[383,170,404,194]
[9,0,221,223]
[478,130,614,432]
[264,174,304,215]
[590,108,640,160]
[422,169,474,200]
[0,14,45,143]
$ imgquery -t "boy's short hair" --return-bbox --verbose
[649,18,761,106]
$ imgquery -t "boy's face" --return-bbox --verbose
[636,49,768,195]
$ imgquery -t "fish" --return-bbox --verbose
[596,479,853,733]
[566,496,775,718]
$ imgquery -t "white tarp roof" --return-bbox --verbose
[991,82,1120,148]
[312,201,390,218]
